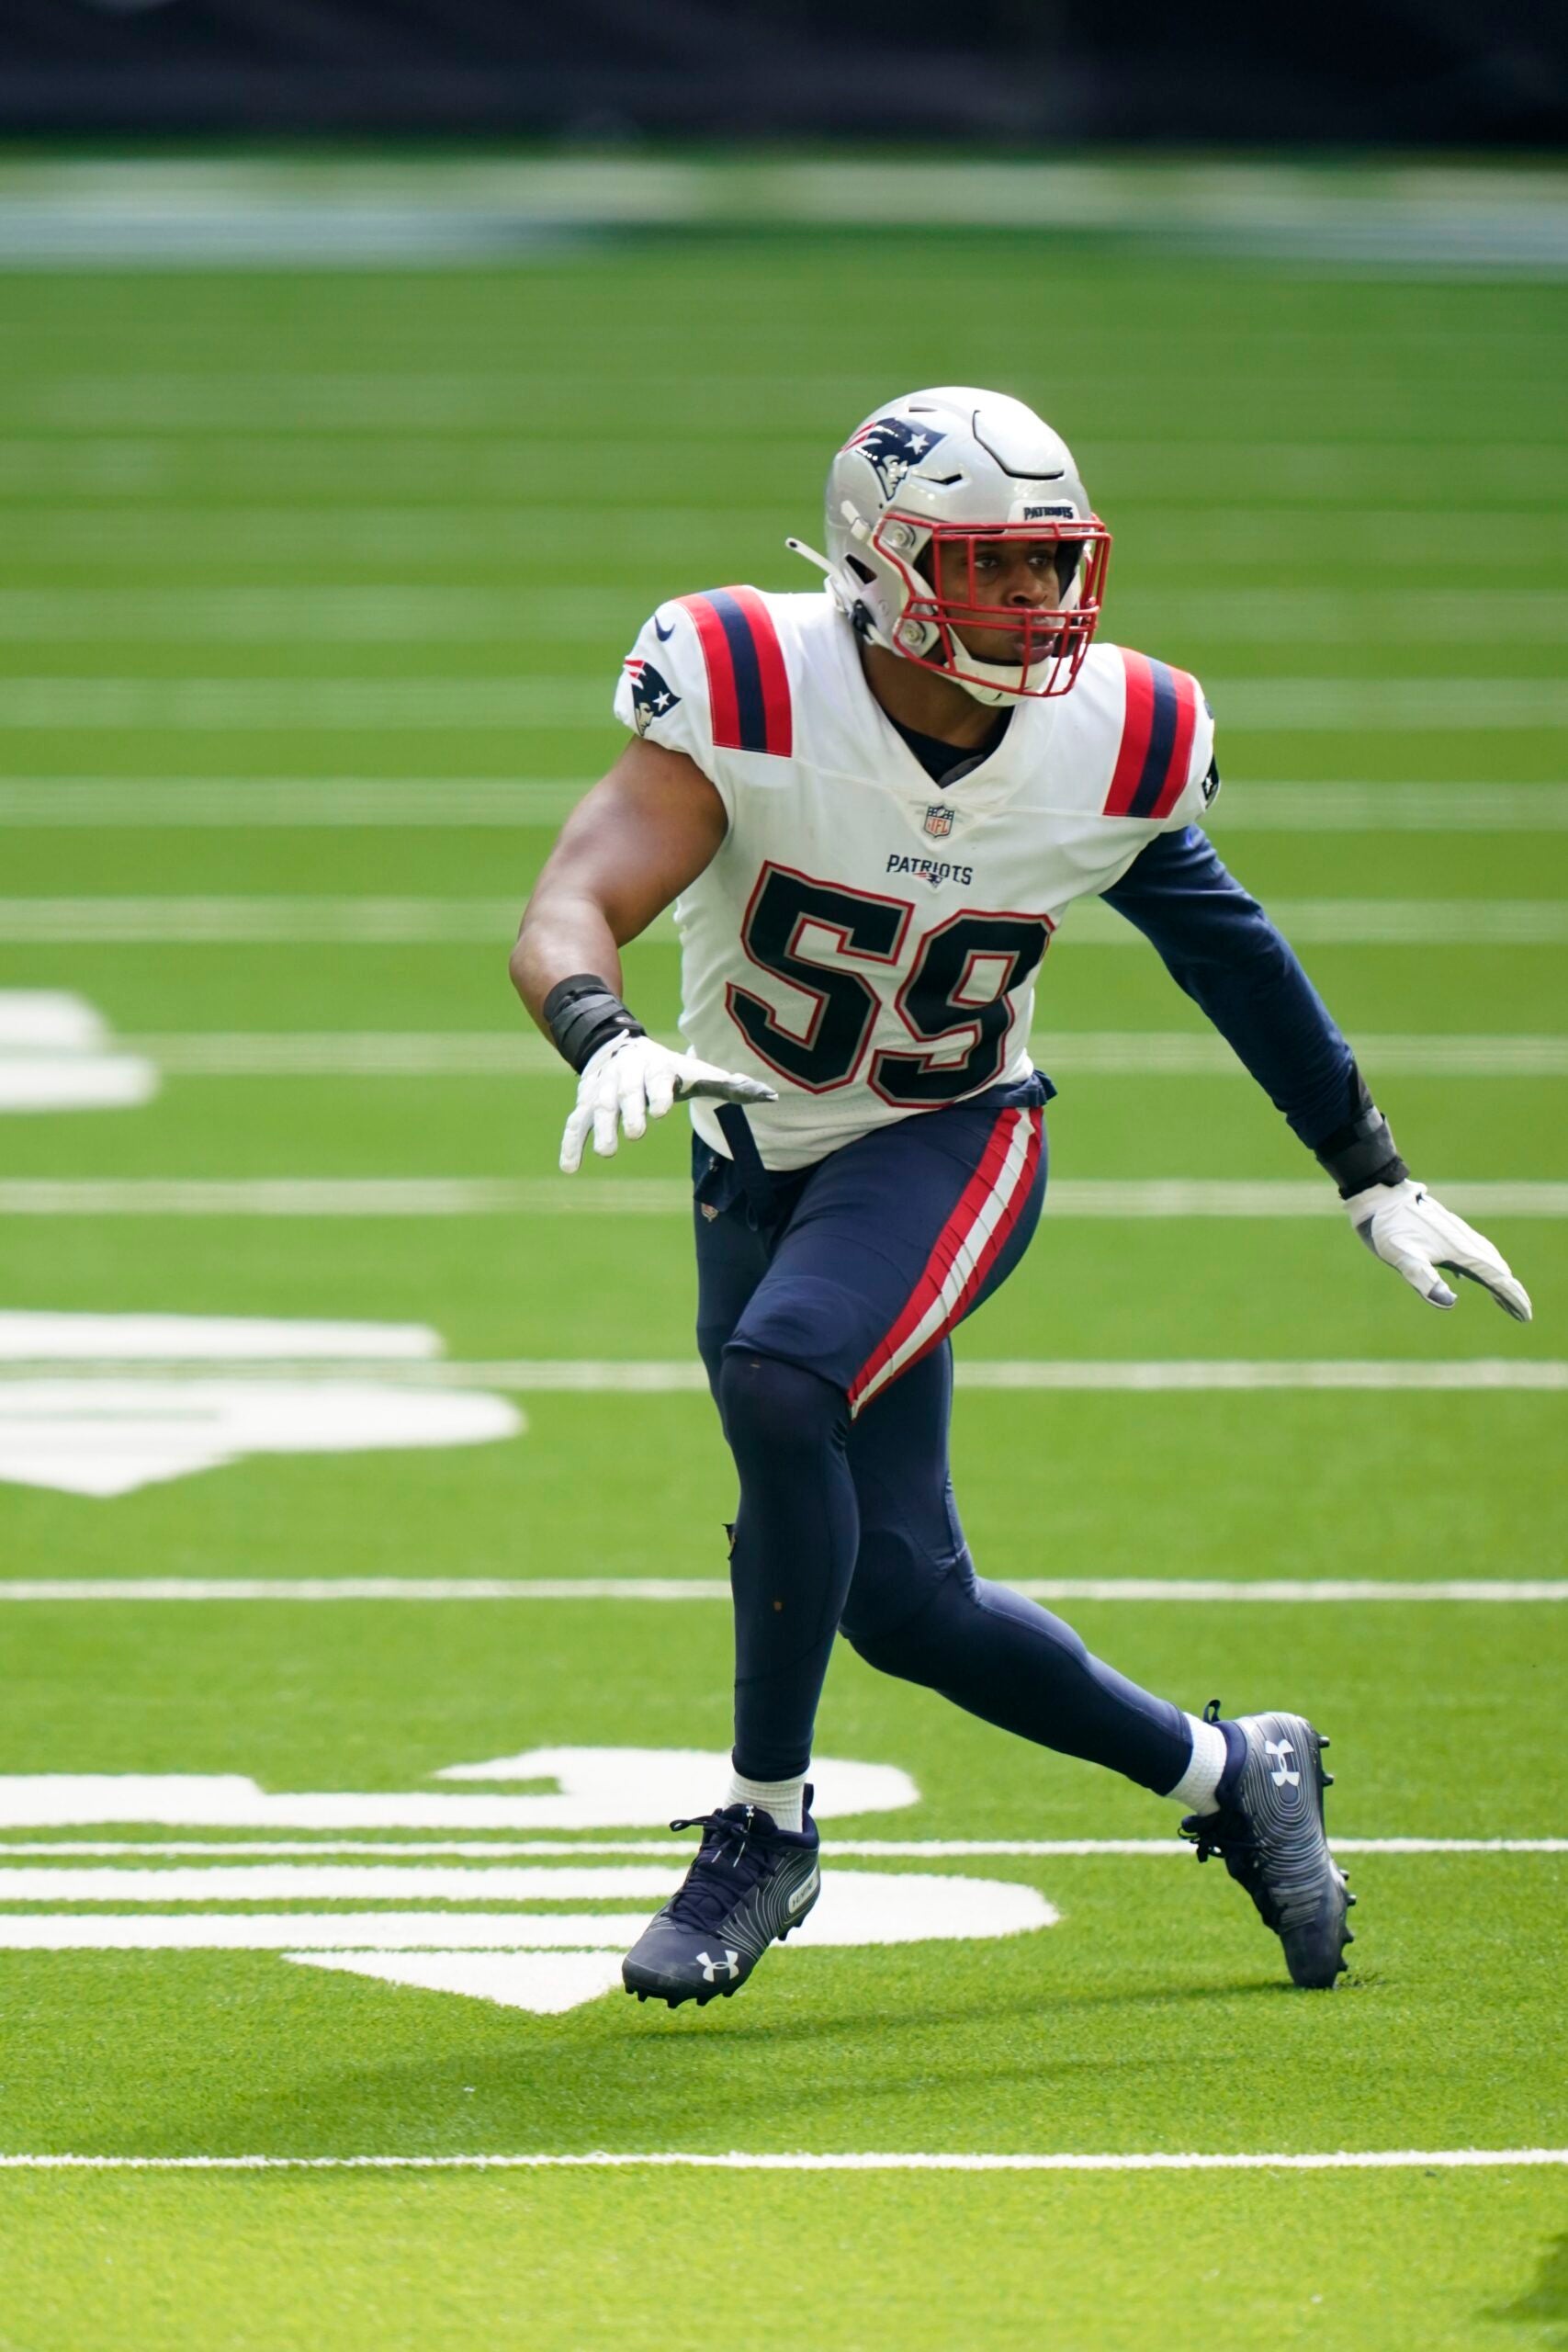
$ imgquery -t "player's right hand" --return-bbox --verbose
[559,1035,776,1173]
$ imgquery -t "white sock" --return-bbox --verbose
[727,1769,806,1834]
[1167,1713,1228,1815]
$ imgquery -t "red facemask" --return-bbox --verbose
[873,517,1112,700]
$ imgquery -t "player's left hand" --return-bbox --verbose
[559,1034,776,1173]
[1345,1176,1532,1320]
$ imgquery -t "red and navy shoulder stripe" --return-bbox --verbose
[678,586,793,758]
[1103,650,1202,821]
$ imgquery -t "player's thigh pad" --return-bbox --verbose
[693,1178,778,1400]
[725,1080,1047,1411]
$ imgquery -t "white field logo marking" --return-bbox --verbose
[0,992,156,1113]
[0,1749,1055,2014]
[0,1312,521,1495]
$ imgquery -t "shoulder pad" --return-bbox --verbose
[675,587,794,758]
[1102,650,1204,822]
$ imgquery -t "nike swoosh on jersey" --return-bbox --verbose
[655,614,676,641]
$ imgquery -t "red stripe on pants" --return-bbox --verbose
[847,1106,1039,1414]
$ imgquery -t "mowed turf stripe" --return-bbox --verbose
[14,503,1568,555]
[120,1031,1568,1079]
[0,1577,1561,1601]
[4,781,1566,830]
[0,2151,1563,2173]
[2,676,1568,729]
[3,897,1564,944]
[0,588,1563,646]
[0,1179,1562,1216]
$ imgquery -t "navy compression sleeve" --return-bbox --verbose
[1100,826,1356,1150]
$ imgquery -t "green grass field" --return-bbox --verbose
[0,199,1564,2349]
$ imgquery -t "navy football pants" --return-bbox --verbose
[693,1078,1192,1793]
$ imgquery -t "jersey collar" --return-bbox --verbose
[832,613,1058,835]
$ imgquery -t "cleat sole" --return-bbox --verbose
[626,1965,756,2010]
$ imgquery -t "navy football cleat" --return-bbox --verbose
[1181,1707,1356,1990]
[623,1792,821,2008]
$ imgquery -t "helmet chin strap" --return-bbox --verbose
[785,535,864,630]
[784,534,832,579]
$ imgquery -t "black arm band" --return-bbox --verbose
[541,973,646,1074]
[1312,1063,1408,1198]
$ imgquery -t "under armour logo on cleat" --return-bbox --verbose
[697,1949,741,1982]
[1264,1737,1300,1788]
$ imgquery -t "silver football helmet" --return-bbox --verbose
[792,386,1110,705]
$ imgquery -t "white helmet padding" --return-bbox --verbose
[804,386,1111,705]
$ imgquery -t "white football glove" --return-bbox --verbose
[1345,1177,1532,1321]
[559,1034,777,1173]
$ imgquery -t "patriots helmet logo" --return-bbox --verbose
[844,415,947,501]
[624,656,681,738]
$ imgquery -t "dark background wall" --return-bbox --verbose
[3,0,1565,146]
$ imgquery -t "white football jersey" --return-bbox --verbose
[613,583,1214,1172]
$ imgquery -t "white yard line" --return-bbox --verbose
[955,1360,1568,1391]
[0,1864,682,1902]
[0,1363,1562,1399]
[0,1360,1562,1403]
[0,2150,1562,2173]
[0,781,588,826]
[118,1030,1568,1080]
[1215,682,1568,730]
[0,896,531,942]
[0,1178,1562,1217]
[0,1312,439,1362]
[0,1838,1559,1859]
[2,676,1567,730]
[1215,784,1568,831]
[0,1577,1561,1602]
[0,678,614,730]
[0,1178,672,1215]
[2,781,1565,831]
[2,896,1564,945]
[0,591,644,644]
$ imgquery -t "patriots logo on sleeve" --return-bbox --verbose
[624,657,681,738]
[843,416,947,499]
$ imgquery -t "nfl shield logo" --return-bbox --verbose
[923,803,953,840]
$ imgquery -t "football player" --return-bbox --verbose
[511,388,1530,2006]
